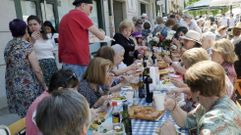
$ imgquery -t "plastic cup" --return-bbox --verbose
[153,91,165,111]
[125,90,134,105]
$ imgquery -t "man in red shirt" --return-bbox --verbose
[59,0,105,80]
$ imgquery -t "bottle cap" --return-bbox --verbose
[112,101,117,106]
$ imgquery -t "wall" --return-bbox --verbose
[0,0,17,109]
[0,0,107,109]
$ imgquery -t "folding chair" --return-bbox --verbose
[8,118,25,135]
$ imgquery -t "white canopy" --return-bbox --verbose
[226,7,241,15]
[210,0,241,7]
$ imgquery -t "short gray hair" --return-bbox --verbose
[36,89,90,135]
[202,32,216,41]
[111,44,125,55]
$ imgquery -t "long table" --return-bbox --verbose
[131,98,172,135]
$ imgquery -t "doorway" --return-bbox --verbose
[140,3,146,15]
[113,0,124,33]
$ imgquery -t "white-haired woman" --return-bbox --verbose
[201,31,216,56]
[36,90,91,135]
[158,61,241,135]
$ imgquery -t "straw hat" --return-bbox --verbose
[231,22,241,36]
[180,30,202,45]
[233,22,241,30]
[217,25,228,32]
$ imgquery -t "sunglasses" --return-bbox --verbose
[62,73,78,87]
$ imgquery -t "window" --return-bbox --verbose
[21,1,37,22]
[15,0,59,28]
[41,2,56,27]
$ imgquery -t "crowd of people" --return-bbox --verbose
[3,0,241,134]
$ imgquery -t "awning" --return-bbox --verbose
[210,0,241,7]
[185,0,210,10]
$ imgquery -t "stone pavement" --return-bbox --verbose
[0,107,20,125]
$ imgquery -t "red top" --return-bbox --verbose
[58,9,93,65]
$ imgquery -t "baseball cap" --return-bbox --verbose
[73,0,93,6]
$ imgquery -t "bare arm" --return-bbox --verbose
[113,64,137,76]
[88,25,105,40]
[163,55,186,75]
[164,97,187,127]
[171,62,186,75]
[28,51,47,90]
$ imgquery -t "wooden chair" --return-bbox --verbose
[8,118,25,135]
[235,79,241,109]
[234,79,241,96]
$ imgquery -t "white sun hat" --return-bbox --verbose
[180,30,202,45]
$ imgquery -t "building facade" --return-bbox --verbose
[0,0,158,110]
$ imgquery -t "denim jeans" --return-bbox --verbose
[62,63,87,81]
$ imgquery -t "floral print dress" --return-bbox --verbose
[4,38,43,117]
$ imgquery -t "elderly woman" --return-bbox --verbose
[78,57,114,108]
[181,30,202,50]
[170,48,234,111]
[4,19,46,117]
[27,15,58,86]
[201,31,216,55]
[211,39,237,84]
[96,45,138,75]
[112,19,147,66]
[163,30,202,75]
[215,25,227,40]
[26,69,79,135]
[162,61,241,135]
[36,90,90,135]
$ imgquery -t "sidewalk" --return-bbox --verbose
[0,107,20,125]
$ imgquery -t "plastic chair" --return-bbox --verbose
[8,118,25,135]
[0,125,10,135]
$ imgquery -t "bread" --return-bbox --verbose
[128,106,164,121]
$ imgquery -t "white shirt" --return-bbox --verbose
[220,16,228,26]
[47,33,59,47]
[34,38,55,60]
[186,20,202,33]
[228,17,235,27]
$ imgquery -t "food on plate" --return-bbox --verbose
[159,69,169,75]
[162,79,171,84]
[159,61,168,69]
[90,111,107,130]
[113,124,124,132]
[128,106,164,121]
[112,96,127,101]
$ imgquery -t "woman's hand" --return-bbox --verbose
[164,96,176,111]
[163,55,172,64]
[170,78,186,88]
[106,71,114,87]
[31,31,41,43]
[156,121,177,135]
[90,108,98,122]
[172,38,181,47]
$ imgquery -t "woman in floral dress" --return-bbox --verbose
[4,19,46,117]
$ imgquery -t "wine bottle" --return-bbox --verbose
[122,101,132,135]
[151,50,157,65]
[144,68,153,103]
[143,55,147,68]
[138,75,145,98]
